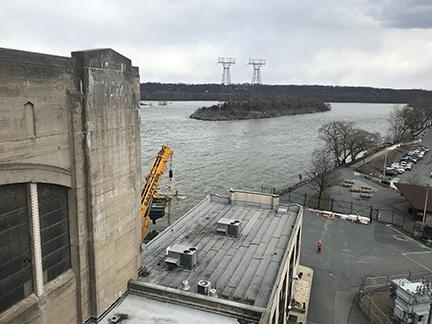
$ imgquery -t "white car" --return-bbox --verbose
[394,167,405,174]
[400,163,412,171]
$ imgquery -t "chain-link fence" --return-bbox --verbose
[281,190,376,218]
[358,292,393,324]
[358,271,432,323]
[278,190,422,235]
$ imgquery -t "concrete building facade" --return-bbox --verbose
[0,48,142,323]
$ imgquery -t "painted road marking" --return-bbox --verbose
[402,252,432,272]
[386,224,431,250]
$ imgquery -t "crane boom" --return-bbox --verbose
[140,144,173,242]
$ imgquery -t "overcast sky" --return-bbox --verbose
[1,0,432,89]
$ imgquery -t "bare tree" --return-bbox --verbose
[319,121,353,165]
[388,98,432,143]
[308,149,340,209]
[319,121,381,165]
[347,129,381,161]
[388,105,409,143]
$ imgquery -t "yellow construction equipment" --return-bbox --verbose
[140,144,173,242]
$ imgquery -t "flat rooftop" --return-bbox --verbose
[138,191,301,309]
[102,294,238,324]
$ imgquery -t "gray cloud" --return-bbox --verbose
[1,0,431,89]
[367,0,432,29]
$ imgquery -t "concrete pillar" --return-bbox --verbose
[29,183,44,297]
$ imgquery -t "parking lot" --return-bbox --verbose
[398,132,432,186]
[301,210,432,324]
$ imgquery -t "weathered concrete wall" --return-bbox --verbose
[262,207,303,324]
[0,48,74,186]
[0,47,141,323]
[72,49,142,316]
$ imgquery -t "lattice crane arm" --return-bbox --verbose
[140,144,173,242]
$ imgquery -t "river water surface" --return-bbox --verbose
[140,101,396,225]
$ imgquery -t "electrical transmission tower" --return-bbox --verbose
[249,58,266,85]
[218,57,236,85]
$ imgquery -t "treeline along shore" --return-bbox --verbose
[140,82,431,103]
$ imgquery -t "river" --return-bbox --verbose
[139,101,396,227]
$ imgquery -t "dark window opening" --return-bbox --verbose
[24,102,36,137]
[0,184,33,312]
[38,184,70,283]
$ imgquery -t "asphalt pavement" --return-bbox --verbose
[300,210,432,324]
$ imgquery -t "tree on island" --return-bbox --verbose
[388,98,432,143]
[319,121,380,165]
[308,149,340,209]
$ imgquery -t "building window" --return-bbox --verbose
[0,184,33,312]
[38,184,71,283]
[24,101,36,137]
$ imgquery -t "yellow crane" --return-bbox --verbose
[140,144,173,242]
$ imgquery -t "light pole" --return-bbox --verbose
[382,146,388,178]
[423,185,431,225]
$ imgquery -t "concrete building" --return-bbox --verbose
[102,190,309,324]
[395,183,432,224]
[0,48,142,323]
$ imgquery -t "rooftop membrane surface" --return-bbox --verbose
[140,194,300,308]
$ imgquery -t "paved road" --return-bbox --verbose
[300,210,431,324]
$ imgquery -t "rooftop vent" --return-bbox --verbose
[197,280,212,295]
[209,288,217,298]
[217,218,241,237]
[165,244,198,270]
[180,280,190,291]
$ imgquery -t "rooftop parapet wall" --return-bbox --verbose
[230,189,280,209]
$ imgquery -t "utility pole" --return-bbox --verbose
[423,185,431,225]
[382,146,388,178]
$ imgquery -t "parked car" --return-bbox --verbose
[395,168,405,174]
[401,164,412,171]
[400,161,411,169]
[405,156,417,163]
[385,169,399,176]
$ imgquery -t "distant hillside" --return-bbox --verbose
[140,83,431,103]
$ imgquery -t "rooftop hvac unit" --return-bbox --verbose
[197,280,212,295]
[217,218,241,237]
[165,244,198,270]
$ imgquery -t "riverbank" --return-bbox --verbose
[278,131,432,227]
